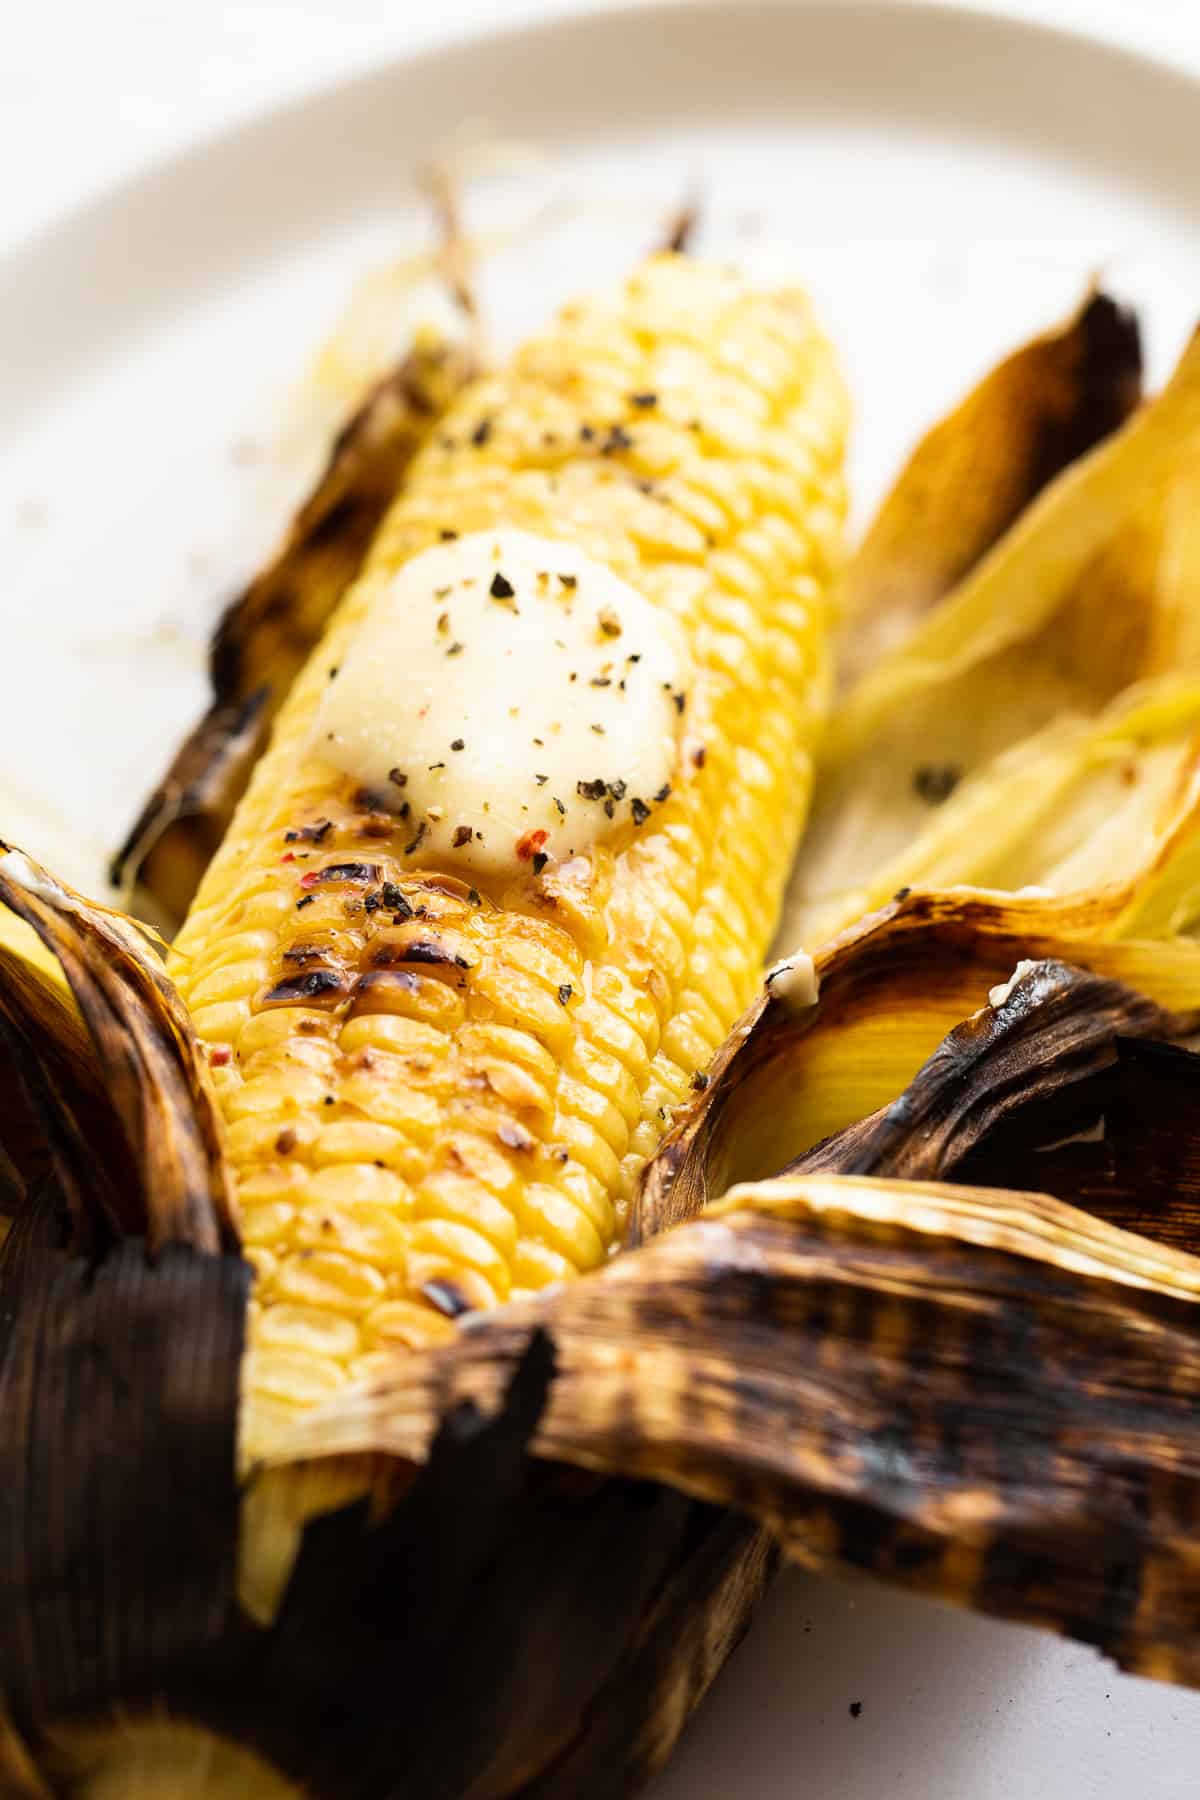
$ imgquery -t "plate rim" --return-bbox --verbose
[4,0,1200,280]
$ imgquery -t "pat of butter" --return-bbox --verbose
[313,529,688,879]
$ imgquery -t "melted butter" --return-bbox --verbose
[313,529,688,878]
[766,949,819,1011]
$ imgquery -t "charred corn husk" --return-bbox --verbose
[169,256,847,1456]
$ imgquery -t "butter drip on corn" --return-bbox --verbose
[170,255,848,1458]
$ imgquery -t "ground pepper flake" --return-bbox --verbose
[452,825,473,848]
[489,570,515,600]
[446,641,464,657]
[913,764,961,804]
[470,417,493,447]
[285,819,334,845]
[557,983,573,1005]
[631,797,651,826]
[532,851,548,875]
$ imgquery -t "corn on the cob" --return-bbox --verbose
[170,255,847,1457]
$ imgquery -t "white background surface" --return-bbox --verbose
[6,2,1200,1797]
[2,0,1200,253]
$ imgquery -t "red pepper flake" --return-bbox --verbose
[209,1046,231,1067]
[275,1127,297,1155]
[691,743,707,768]
[515,828,549,861]
[280,852,296,864]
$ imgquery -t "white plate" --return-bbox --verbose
[2,2,1199,1793]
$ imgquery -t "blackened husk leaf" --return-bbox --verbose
[637,890,1200,1237]
[0,1180,248,1762]
[113,338,477,926]
[791,955,1194,1178]
[948,1036,1200,1257]
[0,843,235,1252]
[838,288,1142,689]
[277,1173,1200,1689]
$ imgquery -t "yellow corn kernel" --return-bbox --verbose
[170,255,847,1463]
